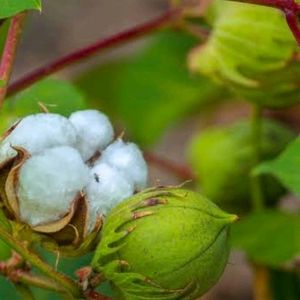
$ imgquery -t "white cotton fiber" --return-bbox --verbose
[0,114,78,164]
[99,139,148,190]
[18,146,89,227]
[85,162,134,231]
[69,110,114,161]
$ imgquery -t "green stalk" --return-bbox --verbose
[0,226,81,298]
[250,105,265,211]
[250,105,273,300]
[14,272,67,294]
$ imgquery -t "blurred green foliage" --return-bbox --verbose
[232,210,300,267]
[0,78,87,133]
[187,119,295,213]
[0,20,9,54]
[255,137,300,197]
[76,30,226,146]
[0,0,41,19]
[270,270,300,300]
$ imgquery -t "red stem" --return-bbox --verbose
[284,8,300,44]
[144,151,195,181]
[0,13,26,105]
[7,8,182,97]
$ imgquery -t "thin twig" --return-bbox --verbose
[0,13,26,105]
[7,8,183,97]
[10,270,67,294]
[144,151,195,181]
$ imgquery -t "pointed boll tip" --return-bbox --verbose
[227,214,239,224]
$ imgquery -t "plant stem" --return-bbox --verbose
[7,7,183,97]
[253,264,273,300]
[11,270,67,294]
[0,226,82,298]
[15,284,35,300]
[250,106,272,300]
[250,105,265,211]
[0,13,26,105]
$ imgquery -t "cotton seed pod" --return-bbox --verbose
[187,119,295,213]
[188,1,300,108]
[0,126,102,257]
[92,187,237,300]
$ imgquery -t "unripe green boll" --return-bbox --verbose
[187,119,295,213]
[189,1,300,108]
[92,187,237,300]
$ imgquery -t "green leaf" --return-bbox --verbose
[0,209,10,231]
[0,19,9,54]
[231,210,300,267]
[0,0,41,19]
[270,270,300,300]
[0,211,11,261]
[0,278,20,299]
[76,30,225,146]
[0,78,87,132]
[255,137,300,197]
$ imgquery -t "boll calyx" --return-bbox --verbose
[92,187,237,300]
[187,119,295,213]
[188,1,300,108]
[0,110,148,256]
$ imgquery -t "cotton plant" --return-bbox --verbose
[0,110,148,255]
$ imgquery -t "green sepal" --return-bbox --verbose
[92,187,236,300]
[189,1,299,108]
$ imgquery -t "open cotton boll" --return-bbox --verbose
[18,146,89,227]
[86,162,134,231]
[0,114,78,164]
[99,139,148,190]
[69,110,114,161]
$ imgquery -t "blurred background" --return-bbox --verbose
[3,0,292,299]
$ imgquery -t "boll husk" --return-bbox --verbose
[0,110,148,257]
[187,119,295,213]
[0,116,103,257]
[92,187,237,300]
[188,1,300,108]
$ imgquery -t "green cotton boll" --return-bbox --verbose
[187,119,296,213]
[189,1,300,108]
[92,187,237,300]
